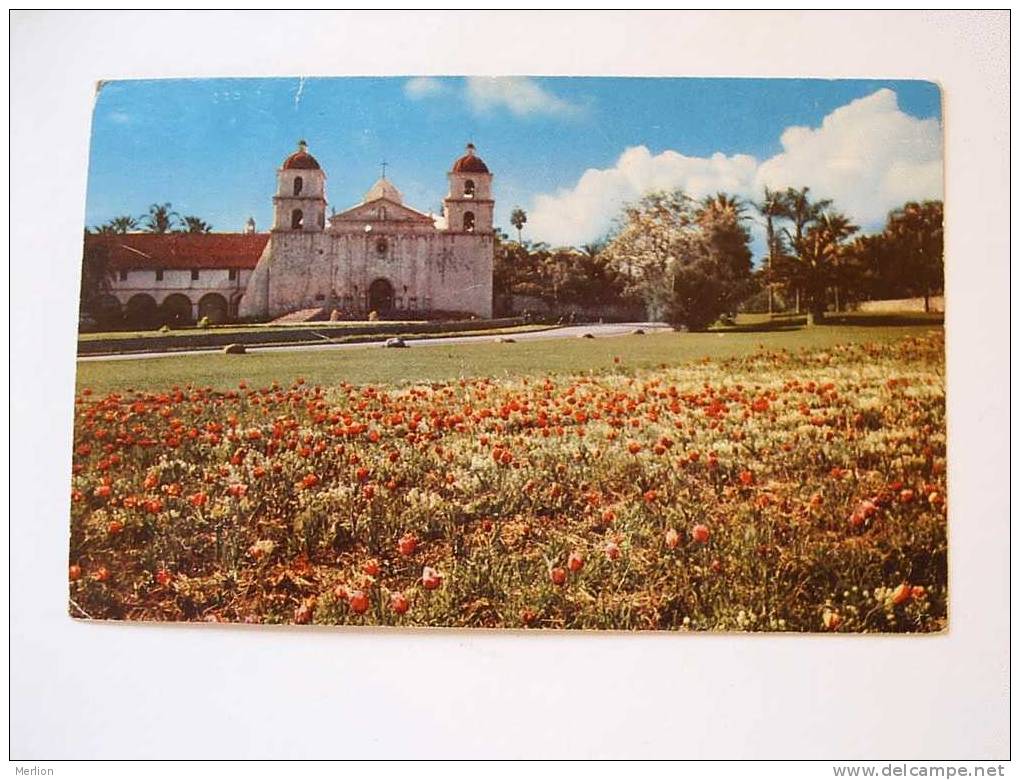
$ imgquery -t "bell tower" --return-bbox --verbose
[443,143,493,234]
[272,140,327,232]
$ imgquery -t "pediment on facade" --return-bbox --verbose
[331,197,435,225]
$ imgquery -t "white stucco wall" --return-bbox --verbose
[110,268,251,310]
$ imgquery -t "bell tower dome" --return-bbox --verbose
[272,140,327,232]
[443,143,493,234]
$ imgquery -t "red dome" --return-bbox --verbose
[282,141,321,170]
[451,143,490,174]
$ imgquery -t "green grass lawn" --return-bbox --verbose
[76,320,943,395]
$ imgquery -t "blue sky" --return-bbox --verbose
[85,77,942,249]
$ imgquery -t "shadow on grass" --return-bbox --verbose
[710,312,943,333]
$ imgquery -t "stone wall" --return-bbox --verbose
[239,229,493,320]
[855,296,945,313]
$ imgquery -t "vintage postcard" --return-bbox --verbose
[71,76,945,631]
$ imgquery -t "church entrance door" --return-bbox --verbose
[368,278,395,315]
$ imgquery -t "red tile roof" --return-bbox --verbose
[451,144,490,174]
[85,233,269,270]
[282,150,321,170]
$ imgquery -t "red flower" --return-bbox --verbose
[421,566,442,590]
[398,533,418,557]
[362,559,380,577]
[691,524,711,544]
[567,551,585,572]
[348,590,370,614]
[68,565,82,582]
[390,591,409,615]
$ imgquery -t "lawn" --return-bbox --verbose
[76,320,942,395]
[69,320,946,631]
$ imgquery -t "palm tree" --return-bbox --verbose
[886,200,943,312]
[91,215,139,234]
[181,216,213,234]
[700,192,746,220]
[754,187,786,313]
[793,211,858,324]
[510,207,527,244]
[780,186,833,246]
[776,187,833,314]
[142,202,179,234]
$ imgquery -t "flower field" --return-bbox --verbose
[69,331,946,631]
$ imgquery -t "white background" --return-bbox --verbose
[8,11,1011,761]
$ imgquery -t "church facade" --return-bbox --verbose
[238,141,495,320]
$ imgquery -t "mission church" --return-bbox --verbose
[85,141,495,326]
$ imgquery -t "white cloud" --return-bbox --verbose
[404,77,446,99]
[527,88,943,249]
[465,77,581,118]
[529,147,758,246]
[753,89,943,229]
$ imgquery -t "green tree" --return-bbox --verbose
[754,187,787,313]
[90,215,140,234]
[604,189,753,330]
[885,200,944,311]
[776,210,859,323]
[510,207,527,243]
[142,202,179,234]
[79,231,117,326]
[180,216,213,234]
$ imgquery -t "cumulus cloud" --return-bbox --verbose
[465,77,581,118]
[529,147,758,247]
[527,88,943,248]
[404,77,446,99]
[753,89,943,228]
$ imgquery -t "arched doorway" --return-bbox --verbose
[125,294,158,329]
[198,293,229,325]
[367,278,395,315]
[161,294,194,327]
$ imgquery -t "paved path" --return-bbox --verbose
[78,323,672,362]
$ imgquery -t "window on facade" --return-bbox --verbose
[408,297,418,310]
[228,269,238,281]
[155,269,164,282]
[191,269,200,281]
[424,297,433,311]
[395,297,404,310]
[294,176,303,196]
[463,211,475,232]
[291,209,304,230]
[463,179,475,198]
[118,270,128,282]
